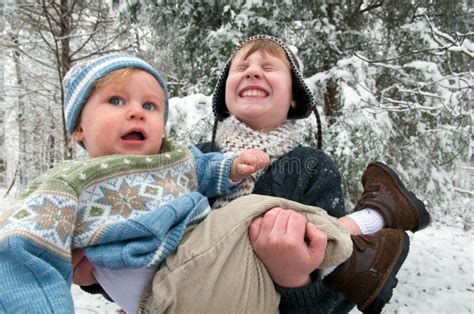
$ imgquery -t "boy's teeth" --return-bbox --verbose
[242,89,267,97]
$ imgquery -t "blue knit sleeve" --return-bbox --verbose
[0,182,78,313]
[187,144,236,198]
[0,238,74,312]
[84,191,210,269]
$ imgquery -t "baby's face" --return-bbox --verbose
[74,70,165,157]
[225,49,295,132]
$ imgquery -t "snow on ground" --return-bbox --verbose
[72,285,120,313]
[1,191,473,313]
[381,223,474,314]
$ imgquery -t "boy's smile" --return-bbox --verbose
[225,50,295,132]
[73,70,165,158]
[239,86,269,98]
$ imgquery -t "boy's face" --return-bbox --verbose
[225,49,295,132]
[74,70,165,158]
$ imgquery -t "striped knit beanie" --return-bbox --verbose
[212,35,316,121]
[63,53,169,135]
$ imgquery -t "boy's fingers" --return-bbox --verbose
[249,217,263,244]
[271,209,294,234]
[259,207,284,238]
[306,223,327,266]
[286,211,309,241]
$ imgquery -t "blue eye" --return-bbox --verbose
[143,102,155,111]
[109,97,124,106]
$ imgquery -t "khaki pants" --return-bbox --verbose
[138,194,352,313]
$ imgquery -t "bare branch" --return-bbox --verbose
[423,15,474,59]
[71,44,136,63]
[69,21,102,58]
[360,0,384,14]
[355,16,473,65]
[8,45,56,69]
[354,47,445,64]
[454,187,474,196]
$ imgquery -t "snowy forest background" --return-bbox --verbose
[0,0,472,229]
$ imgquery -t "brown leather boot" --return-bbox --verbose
[354,162,431,232]
[325,229,409,313]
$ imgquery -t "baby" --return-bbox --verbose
[0,53,269,313]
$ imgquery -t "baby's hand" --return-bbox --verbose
[230,148,270,182]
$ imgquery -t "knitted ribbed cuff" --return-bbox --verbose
[276,271,356,314]
[275,273,324,312]
[215,152,236,194]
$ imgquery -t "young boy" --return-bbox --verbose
[196,35,432,313]
[0,53,272,313]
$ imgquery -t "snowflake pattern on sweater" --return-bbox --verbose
[0,141,235,313]
[0,146,197,256]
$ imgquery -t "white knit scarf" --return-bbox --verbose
[212,116,299,209]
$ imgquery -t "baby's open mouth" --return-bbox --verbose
[121,131,145,141]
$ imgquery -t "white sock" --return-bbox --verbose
[320,266,337,278]
[347,208,385,235]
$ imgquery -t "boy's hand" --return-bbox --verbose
[248,207,327,288]
[72,248,97,286]
[230,148,270,182]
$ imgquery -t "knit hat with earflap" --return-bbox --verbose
[211,35,322,148]
[63,53,169,135]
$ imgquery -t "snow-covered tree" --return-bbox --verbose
[1,0,140,192]
[1,0,472,225]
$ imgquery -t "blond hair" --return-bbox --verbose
[233,39,290,68]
